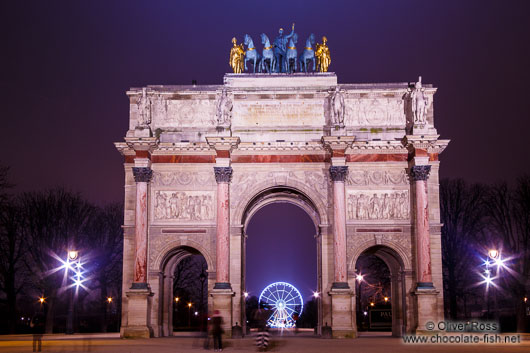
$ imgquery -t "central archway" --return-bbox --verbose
[241,186,323,333]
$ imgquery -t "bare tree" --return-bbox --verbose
[0,165,26,333]
[83,203,123,332]
[440,179,486,319]
[20,188,94,333]
[485,177,530,332]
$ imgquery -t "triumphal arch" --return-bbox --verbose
[115,72,449,338]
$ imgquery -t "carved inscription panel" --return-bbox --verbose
[232,100,325,127]
[153,191,215,222]
[347,190,410,220]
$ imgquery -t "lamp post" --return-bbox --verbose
[66,250,79,334]
[484,249,499,320]
[188,303,192,328]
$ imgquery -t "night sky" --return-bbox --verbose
[2,1,530,299]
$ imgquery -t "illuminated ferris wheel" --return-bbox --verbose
[259,282,304,328]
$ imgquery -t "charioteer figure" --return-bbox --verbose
[273,23,296,73]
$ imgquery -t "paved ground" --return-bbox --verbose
[0,333,528,353]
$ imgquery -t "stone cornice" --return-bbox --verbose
[114,142,135,156]
[205,136,241,151]
[402,135,450,155]
[347,140,408,154]
[124,137,158,152]
[234,141,325,153]
[154,142,214,154]
[321,136,355,152]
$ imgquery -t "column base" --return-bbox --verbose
[328,288,355,338]
[214,282,232,290]
[414,287,439,334]
[211,287,234,338]
[122,288,153,339]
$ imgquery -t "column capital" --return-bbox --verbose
[214,166,233,183]
[410,165,431,181]
[329,166,348,182]
[132,167,153,183]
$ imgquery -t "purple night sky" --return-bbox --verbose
[2,1,530,298]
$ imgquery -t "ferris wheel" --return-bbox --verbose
[258,282,304,328]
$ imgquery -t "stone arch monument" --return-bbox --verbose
[115,73,449,338]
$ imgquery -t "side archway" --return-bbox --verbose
[157,245,211,337]
[349,244,410,337]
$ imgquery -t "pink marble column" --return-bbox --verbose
[330,166,349,289]
[214,167,232,289]
[411,165,433,288]
[131,167,152,289]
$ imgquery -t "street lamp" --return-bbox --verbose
[488,249,499,260]
[107,297,113,304]
[68,250,79,261]
[188,303,192,328]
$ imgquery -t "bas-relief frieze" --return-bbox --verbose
[151,171,216,188]
[230,170,330,210]
[346,169,409,186]
[347,190,410,220]
[153,191,214,222]
[344,98,405,127]
[151,99,217,128]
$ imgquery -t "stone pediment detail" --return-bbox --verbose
[151,171,216,187]
[347,232,412,264]
[230,170,330,210]
[346,169,409,186]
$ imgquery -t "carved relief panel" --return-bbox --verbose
[347,190,410,221]
[344,97,405,127]
[151,98,217,129]
[153,190,214,222]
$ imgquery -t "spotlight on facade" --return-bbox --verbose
[175,297,180,303]
[243,292,249,298]
[107,297,113,304]
[384,297,389,302]
[313,291,319,298]
[188,303,192,308]
[39,297,45,304]
[370,302,375,307]
[356,274,364,282]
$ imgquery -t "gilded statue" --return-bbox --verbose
[315,36,331,72]
[229,37,245,74]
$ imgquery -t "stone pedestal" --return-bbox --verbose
[123,289,153,338]
[211,289,234,337]
[414,288,439,334]
[329,288,354,338]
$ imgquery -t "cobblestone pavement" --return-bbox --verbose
[0,333,528,353]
